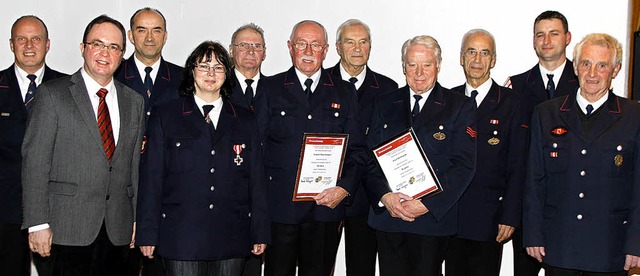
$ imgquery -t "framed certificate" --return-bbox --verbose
[292,133,349,201]
[372,128,442,199]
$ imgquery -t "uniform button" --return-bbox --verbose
[176,142,181,147]
[308,114,312,120]
[209,204,214,209]
[577,214,583,220]
[334,112,339,117]
[161,213,166,218]
[498,196,503,201]
[268,176,273,180]
[552,143,558,148]
[578,192,584,198]
[493,130,498,135]
[280,111,286,116]
[383,124,388,129]
[580,170,586,176]
[106,195,110,200]
[210,186,215,191]
[624,220,628,224]
[439,125,444,130]
[210,168,215,173]
[211,150,216,155]
[248,212,252,218]
[617,145,623,151]
[581,149,587,155]
[109,167,113,172]
[147,111,151,116]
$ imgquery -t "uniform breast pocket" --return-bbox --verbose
[542,141,569,174]
[269,107,296,139]
[322,107,345,127]
[166,137,195,173]
[602,140,634,178]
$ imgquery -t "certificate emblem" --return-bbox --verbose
[233,144,244,166]
[433,132,446,141]
[488,137,500,145]
[614,154,623,167]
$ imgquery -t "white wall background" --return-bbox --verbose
[1,1,631,275]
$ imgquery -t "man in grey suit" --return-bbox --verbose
[22,14,145,275]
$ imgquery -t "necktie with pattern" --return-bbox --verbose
[546,74,555,99]
[97,88,115,162]
[25,74,37,110]
[144,67,153,98]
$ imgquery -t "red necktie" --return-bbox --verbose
[96,88,115,162]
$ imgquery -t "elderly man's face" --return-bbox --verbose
[460,32,495,84]
[288,22,328,77]
[403,44,439,94]
[10,17,50,74]
[336,24,370,69]
[80,22,125,86]
[231,29,266,73]
[574,43,620,101]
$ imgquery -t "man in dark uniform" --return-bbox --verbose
[229,23,269,142]
[329,18,398,276]
[262,20,366,276]
[365,35,476,276]
[0,15,66,276]
[228,21,269,276]
[445,29,526,276]
[115,7,183,276]
[524,33,640,275]
[505,10,579,276]
[115,7,183,125]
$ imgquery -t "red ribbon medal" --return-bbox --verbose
[233,144,244,166]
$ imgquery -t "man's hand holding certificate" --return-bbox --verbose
[372,129,442,200]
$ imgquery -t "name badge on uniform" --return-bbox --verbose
[233,144,245,166]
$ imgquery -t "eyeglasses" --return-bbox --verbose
[234,42,265,52]
[84,41,123,53]
[195,63,226,74]
[293,41,326,52]
[463,49,492,58]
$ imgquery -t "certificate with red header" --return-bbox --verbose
[372,128,442,199]
[293,133,349,201]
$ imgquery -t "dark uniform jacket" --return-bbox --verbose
[451,80,526,241]
[0,64,67,225]
[366,83,476,236]
[261,67,367,224]
[229,71,269,140]
[329,63,398,217]
[136,96,270,260]
[115,56,183,123]
[524,92,640,272]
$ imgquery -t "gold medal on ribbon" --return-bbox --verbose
[614,154,623,167]
[433,132,446,141]
[488,137,500,145]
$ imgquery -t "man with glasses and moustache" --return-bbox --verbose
[22,15,145,275]
[262,20,366,276]
[329,18,398,276]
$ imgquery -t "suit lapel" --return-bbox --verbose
[283,67,309,109]
[212,100,238,145]
[69,71,106,156]
[587,93,622,142]
[413,83,445,127]
[310,69,336,110]
[110,81,133,163]
[525,64,549,102]
[556,60,579,95]
[150,59,174,106]
[477,81,502,115]
[1,65,27,116]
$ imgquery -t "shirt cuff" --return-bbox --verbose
[28,223,50,233]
